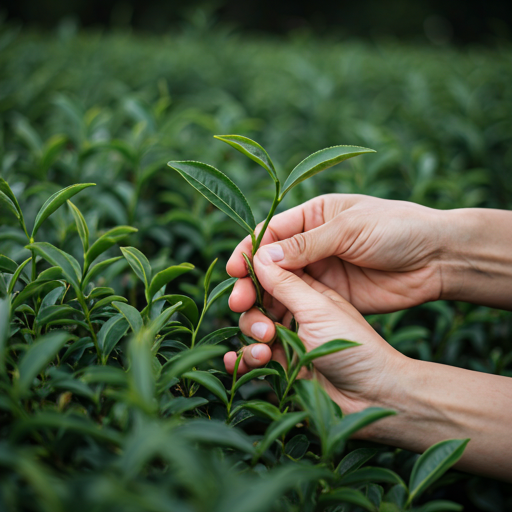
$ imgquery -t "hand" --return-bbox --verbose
[224,243,407,416]
[227,194,447,317]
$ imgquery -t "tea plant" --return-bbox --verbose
[0,175,471,511]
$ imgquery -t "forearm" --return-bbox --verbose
[365,358,512,481]
[440,208,512,309]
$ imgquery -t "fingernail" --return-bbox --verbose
[251,322,268,340]
[267,244,284,262]
[251,344,266,360]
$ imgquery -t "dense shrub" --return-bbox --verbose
[1,20,512,511]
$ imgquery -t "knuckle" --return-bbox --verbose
[286,232,308,256]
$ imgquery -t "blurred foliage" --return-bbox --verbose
[1,18,512,512]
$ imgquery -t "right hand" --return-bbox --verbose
[227,194,449,317]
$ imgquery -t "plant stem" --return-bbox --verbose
[79,296,101,361]
[279,365,301,411]
[227,351,243,417]
[30,249,36,282]
[252,181,281,256]
[190,306,207,349]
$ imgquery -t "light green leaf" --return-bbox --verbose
[26,242,81,293]
[17,332,74,395]
[128,329,156,412]
[206,277,237,309]
[90,295,127,313]
[182,370,228,405]
[7,257,31,294]
[84,226,137,271]
[197,326,240,346]
[31,183,95,238]
[0,178,23,220]
[148,301,184,337]
[87,286,115,299]
[204,258,218,298]
[255,411,308,460]
[0,191,21,220]
[407,439,470,505]
[214,134,278,182]
[319,488,377,512]
[36,305,82,326]
[168,160,255,234]
[276,325,306,357]
[82,256,123,288]
[0,255,18,274]
[121,246,152,289]
[67,200,89,253]
[147,262,194,302]
[11,281,61,310]
[300,338,360,366]
[112,301,143,333]
[281,145,376,198]
[233,367,279,394]
[152,294,199,326]
[97,313,129,358]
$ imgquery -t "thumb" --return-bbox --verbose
[261,218,342,270]
[253,245,334,318]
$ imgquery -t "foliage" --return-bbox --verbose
[1,20,512,512]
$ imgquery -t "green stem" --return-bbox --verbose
[30,249,36,282]
[227,351,244,417]
[191,306,207,349]
[279,365,301,411]
[79,296,101,361]
[252,181,281,256]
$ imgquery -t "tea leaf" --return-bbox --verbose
[12,280,61,310]
[276,325,306,357]
[336,447,381,475]
[17,332,74,396]
[26,242,82,293]
[281,145,375,198]
[148,301,184,337]
[203,258,218,298]
[206,277,237,309]
[407,439,470,505]
[413,501,463,512]
[112,301,144,333]
[85,226,137,270]
[0,178,23,220]
[214,134,278,182]
[233,400,282,422]
[36,305,82,326]
[285,434,309,460]
[168,160,255,234]
[319,488,377,512]
[121,246,152,289]
[97,313,129,357]
[90,295,128,313]
[233,367,279,394]
[0,254,18,274]
[0,297,10,373]
[129,329,156,412]
[0,191,21,220]
[67,200,89,253]
[162,396,209,415]
[198,326,240,346]
[147,262,194,302]
[182,370,228,405]
[338,467,406,487]
[152,294,199,326]
[300,338,360,366]
[82,256,123,288]
[7,257,31,294]
[31,183,95,238]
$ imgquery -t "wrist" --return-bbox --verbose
[437,208,512,309]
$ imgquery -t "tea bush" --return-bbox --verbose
[1,18,512,511]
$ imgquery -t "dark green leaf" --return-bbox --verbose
[300,338,360,366]
[203,257,218,298]
[153,294,198,326]
[31,183,95,237]
[336,447,381,475]
[112,301,143,333]
[0,298,10,373]
[0,254,18,274]
[233,400,282,421]
[40,283,66,309]
[36,305,82,326]
[87,286,115,299]
[162,396,209,415]
[148,262,194,302]
[82,256,124,288]
[97,313,129,358]
[285,434,309,460]
[67,199,89,253]
[281,145,375,198]
[214,134,278,182]
[121,246,152,289]
[276,324,306,357]
[338,467,406,487]
[7,257,31,294]
[84,226,137,270]
[413,500,463,512]
[0,191,20,220]
[17,332,74,395]
[206,277,237,309]
[182,370,228,405]
[149,301,184,337]
[128,329,156,411]
[319,488,377,512]
[90,295,128,313]
[0,178,23,220]
[408,439,470,504]
[198,326,239,346]
[12,280,61,310]
[168,160,255,233]
[233,367,279,394]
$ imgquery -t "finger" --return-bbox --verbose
[239,308,276,342]
[229,277,256,313]
[243,343,272,368]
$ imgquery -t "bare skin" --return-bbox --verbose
[223,194,512,482]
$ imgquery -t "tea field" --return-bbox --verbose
[1,19,512,512]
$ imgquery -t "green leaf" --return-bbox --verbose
[276,324,306,357]
[17,332,74,395]
[255,411,308,460]
[413,500,463,512]
[327,407,396,456]
[0,254,18,274]
[97,313,129,358]
[7,257,31,294]
[148,301,184,337]
[147,262,194,302]
[203,258,218,298]
[82,256,123,288]
[31,183,95,238]
[162,396,209,415]
[214,134,278,182]
[338,467,406,487]
[159,345,227,388]
[40,285,66,309]
[112,301,143,333]
[407,439,470,505]
[26,242,81,293]
[206,277,237,309]
[0,298,10,373]
[84,226,137,270]
[153,294,199,326]
[167,160,255,234]
[36,305,82,326]
[285,434,309,460]
[197,326,240,346]
[67,200,89,253]
[128,329,156,412]
[319,488,377,512]
[233,400,282,421]
[90,295,128,313]
[336,447,381,475]
[0,191,21,220]
[11,281,61,310]
[182,370,228,405]
[0,178,23,220]
[281,145,376,198]
[121,246,152,289]
[87,286,115,299]
[233,367,279,394]
[300,338,360,366]
[36,266,65,282]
